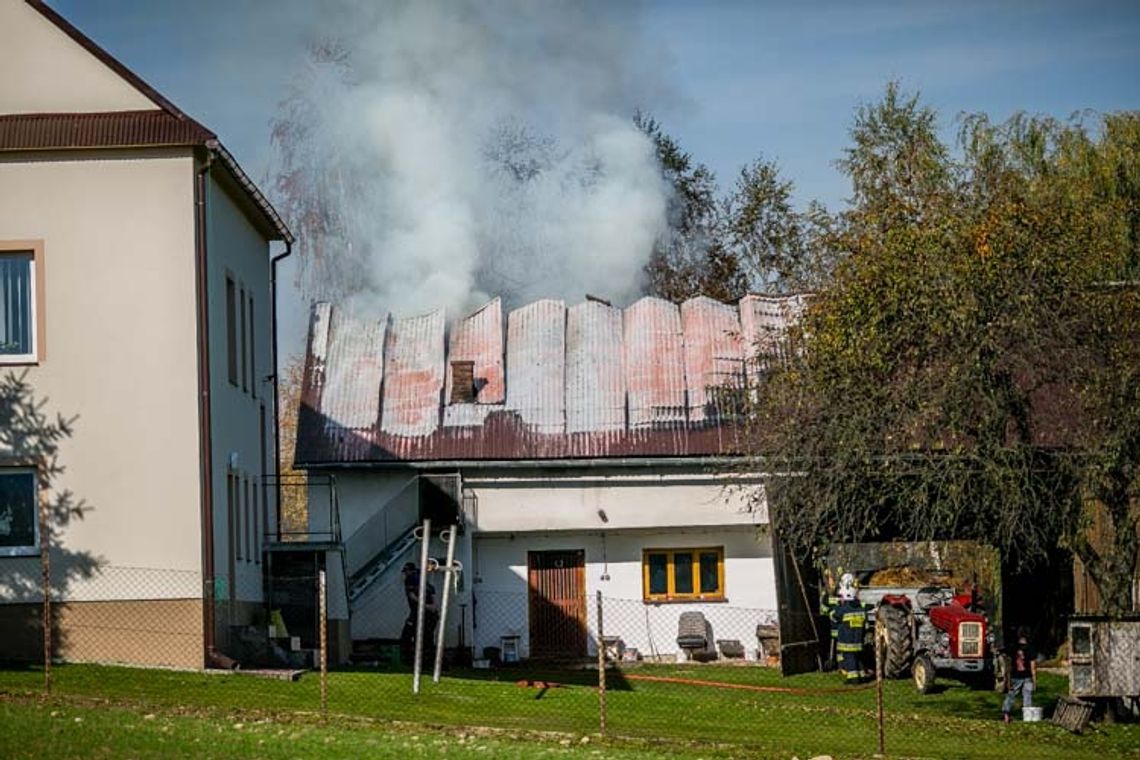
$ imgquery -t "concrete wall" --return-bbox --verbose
[0,0,156,114]
[0,149,203,592]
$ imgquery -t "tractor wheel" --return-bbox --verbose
[876,604,912,679]
[913,654,936,694]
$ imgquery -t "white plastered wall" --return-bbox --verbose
[327,467,776,662]
[471,528,776,662]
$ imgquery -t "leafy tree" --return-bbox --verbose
[752,85,1140,614]
[637,113,820,300]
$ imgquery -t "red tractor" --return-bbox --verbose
[869,584,995,692]
[823,542,1001,693]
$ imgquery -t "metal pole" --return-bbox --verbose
[39,488,51,695]
[433,527,457,683]
[412,518,431,694]
[319,570,328,718]
[596,590,606,736]
[875,627,885,756]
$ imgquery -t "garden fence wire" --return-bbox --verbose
[0,562,1102,759]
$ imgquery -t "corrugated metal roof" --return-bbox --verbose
[380,310,446,439]
[624,297,686,430]
[739,294,808,384]
[505,299,566,435]
[319,307,387,460]
[566,301,624,434]
[682,296,744,423]
[295,293,804,465]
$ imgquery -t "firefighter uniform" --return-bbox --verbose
[819,591,840,667]
[832,599,867,682]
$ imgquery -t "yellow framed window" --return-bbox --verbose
[642,547,725,602]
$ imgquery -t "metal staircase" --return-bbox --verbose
[346,525,419,607]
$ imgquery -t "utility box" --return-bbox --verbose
[1068,616,1140,699]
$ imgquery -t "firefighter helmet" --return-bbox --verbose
[838,572,858,601]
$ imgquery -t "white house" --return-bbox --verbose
[291,293,806,664]
[0,0,291,668]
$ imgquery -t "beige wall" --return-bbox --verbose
[0,0,156,114]
[205,172,277,610]
[0,149,204,589]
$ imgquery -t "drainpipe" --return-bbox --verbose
[270,241,293,535]
[194,150,217,666]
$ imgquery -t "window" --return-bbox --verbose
[0,470,38,556]
[642,547,724,602]
[225,276,237,385]
[239,286,248,392]
[244,476,252,562]
[247,294,256,399]
[252,482,259,564]
[1,243,44,364]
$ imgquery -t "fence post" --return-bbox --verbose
[875,628,885,756]
[39,488,51,696]
[596,590,606,736]
[319,569,328,719]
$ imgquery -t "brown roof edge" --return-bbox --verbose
[0,110,215,150]
[206,140,294,244]
[25,0,191,120]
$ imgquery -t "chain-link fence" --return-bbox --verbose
[0,563,1122,759]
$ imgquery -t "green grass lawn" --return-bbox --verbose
[1,662,1138,759]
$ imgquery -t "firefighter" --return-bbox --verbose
[831,573,867,683]
[819,568,841,670]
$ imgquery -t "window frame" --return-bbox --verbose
[0,467,40,557]
[0,241,46,365]
[225,275,238,386]
[641,546,725,602]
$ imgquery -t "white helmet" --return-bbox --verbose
[838,573,857,602]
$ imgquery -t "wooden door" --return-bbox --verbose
[527,550,587,659]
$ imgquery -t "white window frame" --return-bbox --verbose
[0,467,40,557]
[0,242,44,365]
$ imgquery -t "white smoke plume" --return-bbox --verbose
[270,0,671,319]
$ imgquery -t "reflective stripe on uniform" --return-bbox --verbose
[841,612,866,627]
[836,643,863,653]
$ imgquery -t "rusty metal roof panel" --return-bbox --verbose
[505,299,566,435]
[445,298,505,406]
[380,309,445,438]
[682,296,744,423]
[624,296,687,430]
[293,294,805,465]
[738,294,807,383]
[566,301,625,434]
[318,307,386,460]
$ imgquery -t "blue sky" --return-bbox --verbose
[52,0,1140,210]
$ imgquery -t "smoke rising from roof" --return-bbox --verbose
[271,0,671,319]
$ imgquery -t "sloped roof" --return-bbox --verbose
[295,294,806,465]
[3,1,292,243]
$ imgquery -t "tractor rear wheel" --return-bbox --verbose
[913,654,936,694]
[876,604,912,679]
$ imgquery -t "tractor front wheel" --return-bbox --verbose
[913,654,936,694]
[876,603,912,679]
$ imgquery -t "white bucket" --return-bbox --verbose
[1023,706,1044,722]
